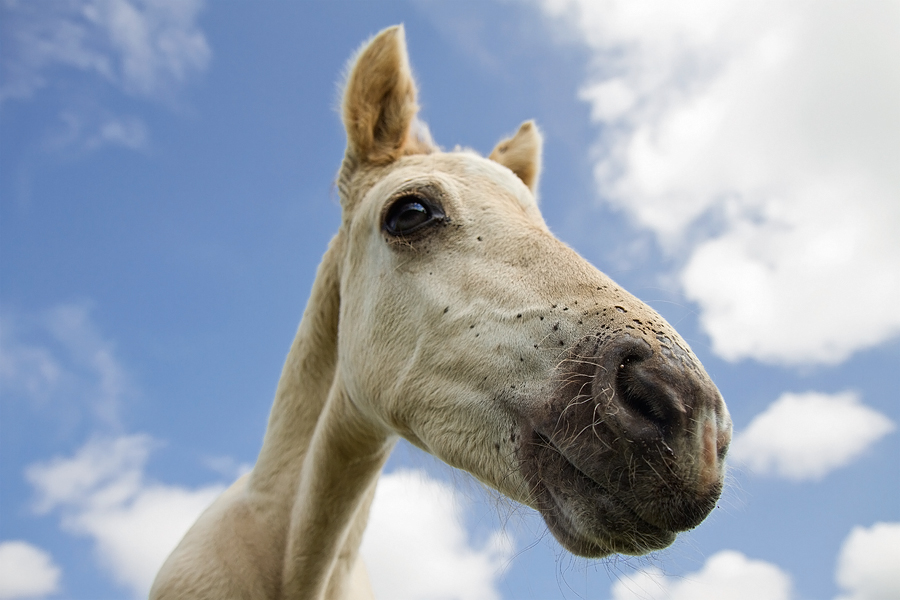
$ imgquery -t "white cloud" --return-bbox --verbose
[361,469,513,600]
[1,0,210,102]
[26,443,512,600]
[26,435,225,599]
[6,307,229,597]
[0,541,62,600]
[611,550,792,600]
[835,522,900,600]
[541,0,900,365]
[730,391,894,481]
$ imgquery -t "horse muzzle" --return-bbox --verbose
[518,333,732,557]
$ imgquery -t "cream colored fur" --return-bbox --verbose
[489,121,542,193]
[150,25,730,600]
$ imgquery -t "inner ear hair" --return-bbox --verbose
[403,117,436,156]
[489,120,543,194]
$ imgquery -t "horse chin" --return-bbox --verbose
[522,437,678,558]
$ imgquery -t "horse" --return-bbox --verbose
[150,25,732,600]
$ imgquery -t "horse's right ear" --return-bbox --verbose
[341,25,429,168]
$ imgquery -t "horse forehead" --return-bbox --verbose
[447,151,535,208]
[365,151,538,214]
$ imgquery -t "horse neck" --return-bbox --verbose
[249,234,344,496]
[250,232,394,599]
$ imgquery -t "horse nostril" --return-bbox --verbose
[615,354,678,430]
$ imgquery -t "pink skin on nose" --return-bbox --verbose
[698,420,721,491]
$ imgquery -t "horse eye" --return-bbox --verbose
[383,195,443,236]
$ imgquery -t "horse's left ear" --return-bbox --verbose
[341,25,431,167]
[489,121,542,194]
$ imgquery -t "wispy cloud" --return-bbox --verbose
[1,0,210,152]
[201,455,253,481]
[0,541,62,600]
[611,550,792,600]
[1,303,130,430]
[44,110,149,152]
[0,323,62,406]
[729,391,894,481]
[835,522,900,600]
[87,114,148,149]
[540,0,900,365]
[26,435,225,599]
[361,469,514,600]
[1,0,210,102]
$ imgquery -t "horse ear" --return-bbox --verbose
[342,25,429,166]
[489,121,542,194]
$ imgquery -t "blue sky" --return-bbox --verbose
[1,1,898,599]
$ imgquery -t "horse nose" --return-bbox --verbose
[614,351,686,435]
[598,336,717,444]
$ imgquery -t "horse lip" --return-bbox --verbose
[538,433,659,531]
[525,430,676,557]
[535,418,723,529]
